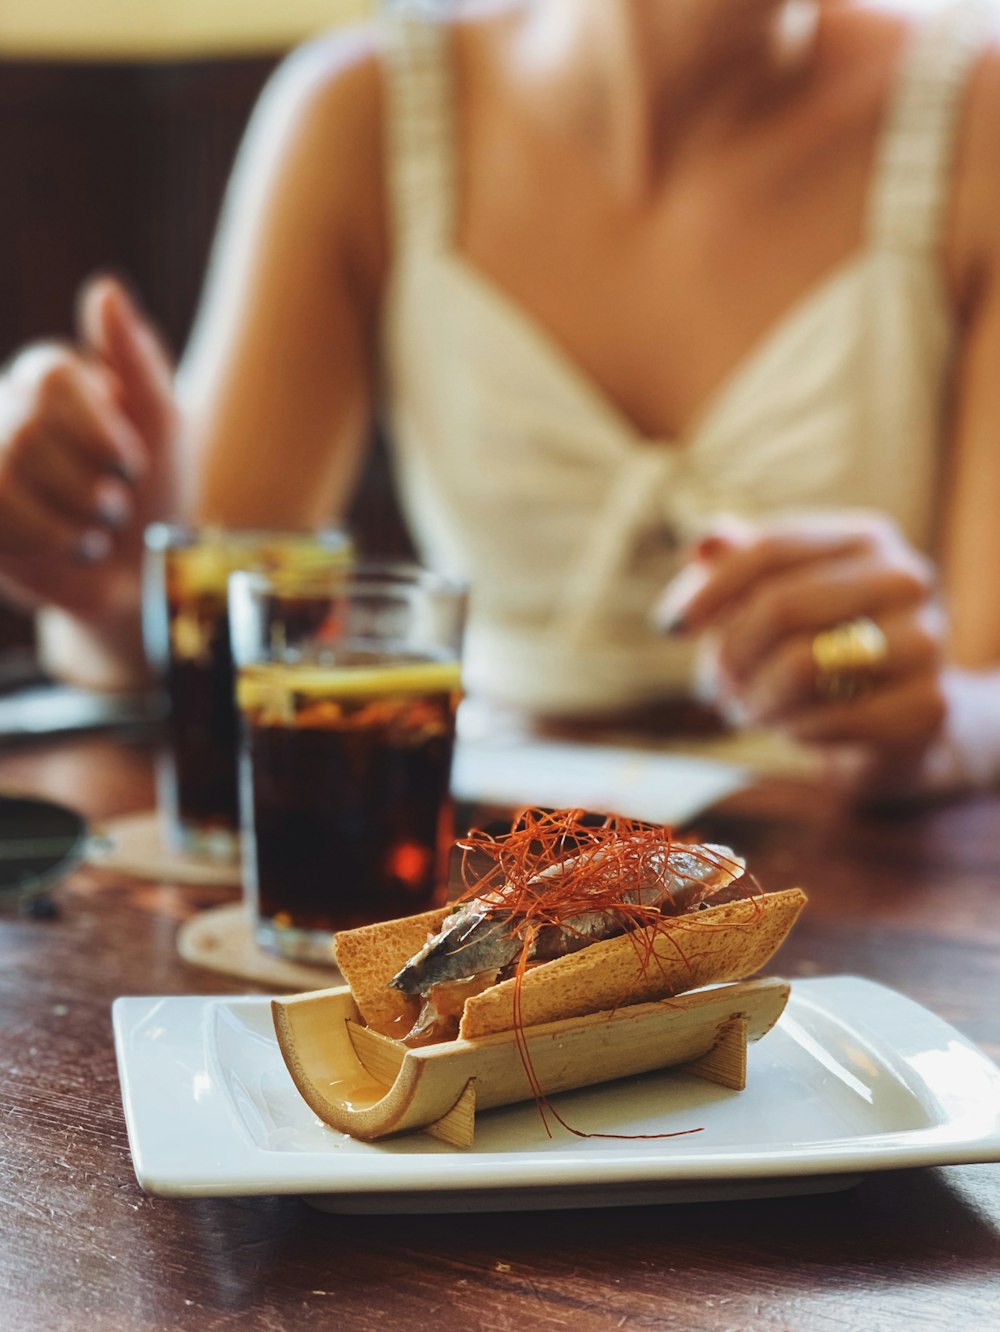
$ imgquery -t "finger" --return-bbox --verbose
[652,559,716,634]
[6,342,148,480]
[736,604,945,725]
[78,275,176,445]
[668,511,894,631]
[650,519,752,632]
[781,670,947,748]
[0,480,112,561]
[14,429,135,529]
[715,550,935,685]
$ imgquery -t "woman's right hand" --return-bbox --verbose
[0,275,178,620]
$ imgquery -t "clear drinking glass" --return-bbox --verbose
[143,525,352,860]
[229,562,465,962]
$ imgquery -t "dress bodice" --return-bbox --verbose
[378,0,993,716]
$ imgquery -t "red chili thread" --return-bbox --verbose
[452,808,762,1140]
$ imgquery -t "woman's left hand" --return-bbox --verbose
[653,512,949,795]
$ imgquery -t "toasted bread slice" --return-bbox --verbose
[335,888,806,1042]
[459,888,806,1039]
[333,904,453,1034]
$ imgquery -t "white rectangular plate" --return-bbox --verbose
[112,977,1000,1213]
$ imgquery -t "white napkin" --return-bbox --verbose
[451,735,747,826]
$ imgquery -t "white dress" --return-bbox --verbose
[378,0,993,717]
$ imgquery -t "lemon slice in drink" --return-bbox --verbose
[170,533,351,597]
[170,544,235,598]
[237,660,462,716]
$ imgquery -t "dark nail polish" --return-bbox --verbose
[75,530,113,564]
[109,461,139,486]
[97,494,130,530]
[24,894,60,920]
[694,535,727,561]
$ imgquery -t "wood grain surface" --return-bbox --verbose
[1,732,998,1332]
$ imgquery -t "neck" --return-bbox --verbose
[516,0,820,196]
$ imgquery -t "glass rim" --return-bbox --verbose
[228,559,467,600]
[143,522,351,552]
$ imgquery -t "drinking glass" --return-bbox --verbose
[230,562,465,962]
[143,525,351,860]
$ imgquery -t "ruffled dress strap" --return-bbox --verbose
[867,0,995,251]
[380,0,456,254]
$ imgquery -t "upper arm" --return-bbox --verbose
[938,41,1000,669]
[176,27,388,528]
[940,285,1000,668]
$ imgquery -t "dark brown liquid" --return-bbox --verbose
[240,661,458,933]
[163,596,239,836]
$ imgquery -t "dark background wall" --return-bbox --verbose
[0,59,276,358]
[0,56,410,660]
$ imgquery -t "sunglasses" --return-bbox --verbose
[0,792,89,912]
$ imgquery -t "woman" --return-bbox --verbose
[0,0,998,798]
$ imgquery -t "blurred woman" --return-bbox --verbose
[1,0,999,798]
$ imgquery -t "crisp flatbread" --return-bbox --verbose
[334,888,806,1041]
[333,904,452,1034]
[460,888,805,1039]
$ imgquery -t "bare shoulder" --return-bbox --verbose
[237,23,389,287]
[261,22,383,144]
[263,2,517,157]
[244,6,520,290]
[449,0,529,73]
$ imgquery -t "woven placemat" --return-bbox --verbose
[177,902,341,991]
[86,810,242,887]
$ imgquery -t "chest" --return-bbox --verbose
[455,78,891,441]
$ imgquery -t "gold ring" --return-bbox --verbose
[811,616,888,701]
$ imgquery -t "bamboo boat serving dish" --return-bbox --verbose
[272,975,791,1149]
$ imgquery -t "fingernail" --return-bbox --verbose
[651,593,690,635]
[693,535,729,561]
[95,483,131,530]
[109,461,139,486]
[657,608,688,636]
[98,505,127,532]
[651,563,709,636]
[24,894,60,920]
[75,529,113,563]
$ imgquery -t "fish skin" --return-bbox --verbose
[389,841,743,997]
[390,909,521,995]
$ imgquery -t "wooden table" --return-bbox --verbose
[2,732,999,1331]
